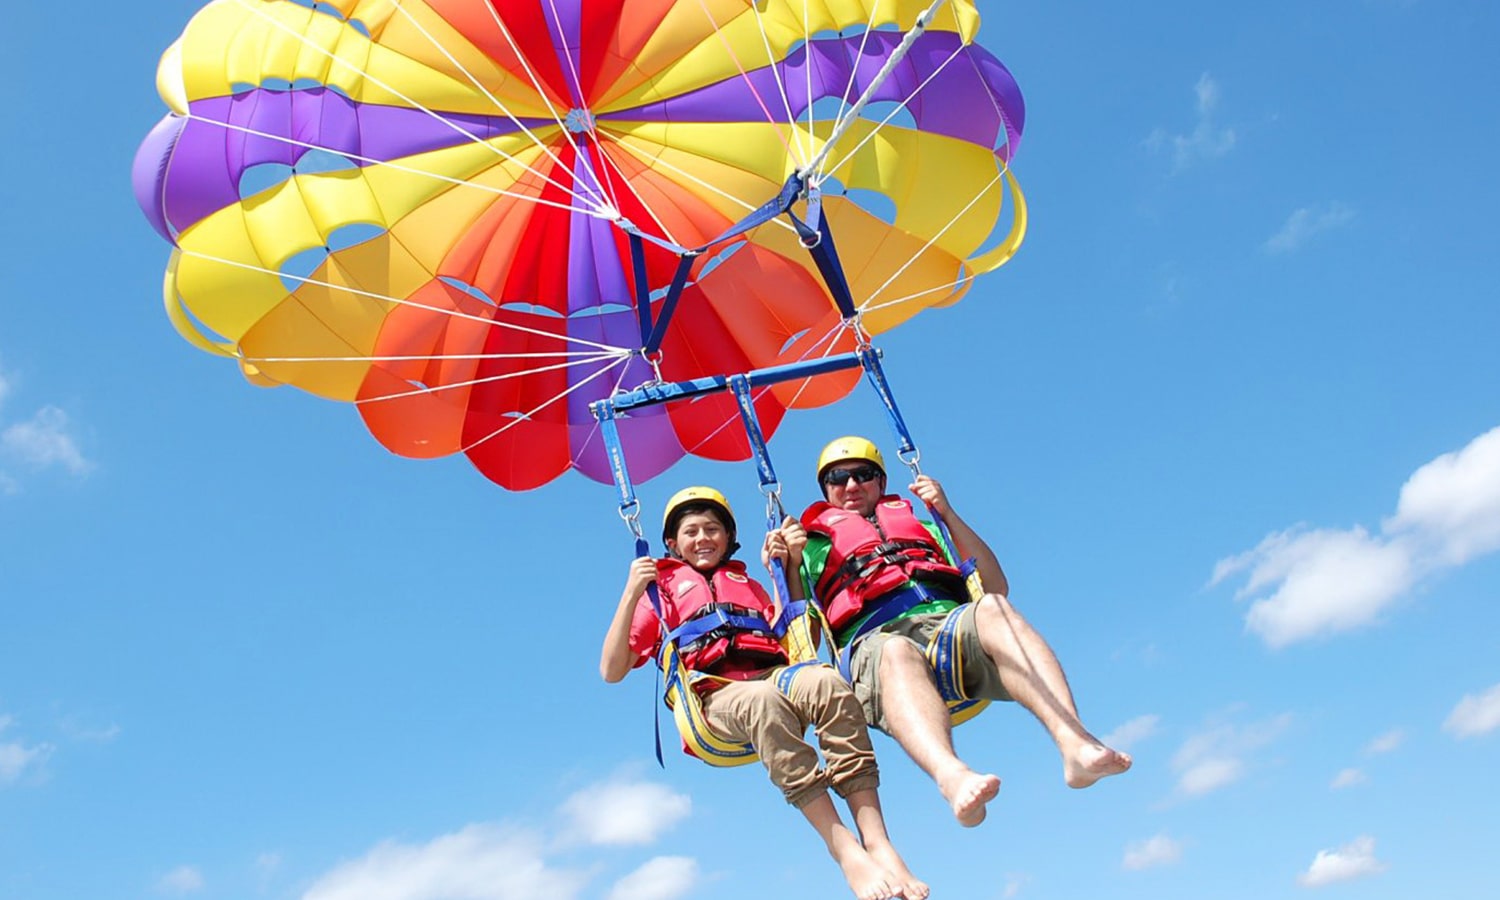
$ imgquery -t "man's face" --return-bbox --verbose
[820,463,885,516]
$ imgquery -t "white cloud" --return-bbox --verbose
[559,779,691,847]
[1102,714,1160,751]
[1264,203,1357,254]
[1443,682,1500,739]
[0,367,10,409]
[302,824,589,900]
[1330,768,1367,790]
[1146,73,1237,171]
[1365,729,1404,755]
[1297,836,1387,887]
[1123,834,1183,870]
[1002,874,1027,898]
[606,857,699,900]
[1212,427,1500,647]
[1171,713,1290,798]
[1388,428,1500,564]
[2,406,91,475]
[157,866,205,895]
[0,716,53,786]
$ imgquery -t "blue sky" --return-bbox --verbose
[3,1,1499,898]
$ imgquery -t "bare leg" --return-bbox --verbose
[800,792,901,900]
[973,595,1131,788]
[878,639,1001,826]
[844,788,929,900]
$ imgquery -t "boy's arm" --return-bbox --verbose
[600,557,657,683]
[762,516,808,604]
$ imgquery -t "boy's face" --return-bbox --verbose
[667,511,730,571]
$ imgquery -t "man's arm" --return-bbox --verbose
[910,475,1009,597]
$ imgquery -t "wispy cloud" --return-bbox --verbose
[156,866,205,895]
[605,857,699,900]
[1264,203,1357,254]
[0,715,53,786]
[301,778,696,900]
[1103,714,1160,751]
[2,407,91,475]
[1146,73,1237,171]
[1211,426,1500,647]
[1365,729,1404,755]
[1123,834,1183,870]
[1171,711,1291,798]
[302,824,590,900]
[1443,682,1500,738]
[1297,836,1387,887]
[0,355,92,490]
[1330,768,1367,790]
[558,778,691,847]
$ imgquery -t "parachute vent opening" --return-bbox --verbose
[238,151,357,201]
[497,301,564,318]
[809,96,851,125]
[845,189,897,225]
[438,277,498,307]
[858,100,918,131]
[239,163,294,200]
[778,328,812,356]
[570,304,632,319]
[695,241,748,283]
[276,224,382,292]
[286,0,357,27]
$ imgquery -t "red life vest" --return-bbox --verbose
[801,496,967,630]
[653,558,788,674]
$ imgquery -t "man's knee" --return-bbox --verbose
[878,636,932,680]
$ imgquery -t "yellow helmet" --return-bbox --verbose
[661,486,736,543]
[816,436,886,486]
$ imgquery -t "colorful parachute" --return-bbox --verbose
[133,0,1025,490]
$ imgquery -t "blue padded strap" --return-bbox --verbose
[664,609,777,647]
[643,254,697,355]
[833,585,939,680]
[628,232,653,346]
[927,606,967,704]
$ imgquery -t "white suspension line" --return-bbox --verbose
[184,113,593,217]
[245,349,614,363]
[799,0,951,178]
[691,0,806,169]
[179,248,632,354]
[472,0,615,211]
[858,267,978,316]
[857,164,1006,309]
[459,352,631,452]
[382,0,608,211]
[227,0,602,211]
[816,27,967,182]
[353,352,624,405]
[835,0,884,121]
[604,136,800,239]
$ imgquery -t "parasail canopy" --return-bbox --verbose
[133,0,1026,490]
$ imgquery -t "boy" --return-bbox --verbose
[600,487,925,900]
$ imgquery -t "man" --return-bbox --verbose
[793,437,1131,827]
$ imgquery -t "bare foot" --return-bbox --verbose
[1064,743,1132,788]
[866,842,930,900]
[939,770,1001,827]
[833,846,900,900]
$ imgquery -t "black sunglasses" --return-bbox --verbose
[821,464,883,487]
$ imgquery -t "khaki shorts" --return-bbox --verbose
[847,602,1012,733]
